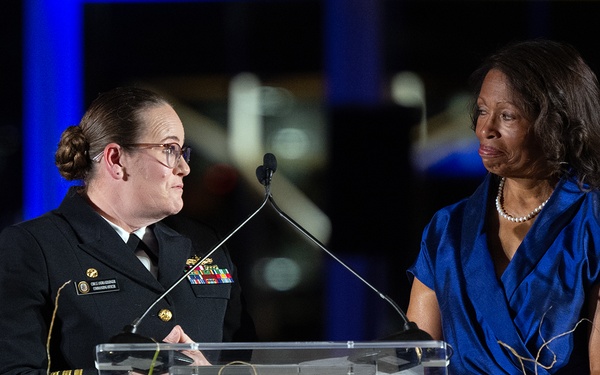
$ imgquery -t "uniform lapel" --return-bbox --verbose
[153,222,193,288]
[56,187,164,292]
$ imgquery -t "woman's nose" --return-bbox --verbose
[175,157,191,176]
[477,116,498,139]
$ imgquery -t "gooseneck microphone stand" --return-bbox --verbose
[255,153,432,341]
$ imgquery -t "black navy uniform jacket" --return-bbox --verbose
[0,187,256,375]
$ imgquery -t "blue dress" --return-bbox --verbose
[408,173,600,374]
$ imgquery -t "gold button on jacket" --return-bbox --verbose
[158,309,173,322]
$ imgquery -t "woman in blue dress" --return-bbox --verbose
[407,40,600,374]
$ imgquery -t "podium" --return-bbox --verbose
[96,341,449,375]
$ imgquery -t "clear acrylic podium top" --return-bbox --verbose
[96,340,449,375]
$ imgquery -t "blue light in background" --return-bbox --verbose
[325,257,368,340]
[324,0,382,106]
[23,0,83,219]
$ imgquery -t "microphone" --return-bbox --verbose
[256,153,432,342]
[255,166,268,187]
[255,153,277,187]
[263,152,277,176]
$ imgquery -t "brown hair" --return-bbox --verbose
[55,87,170,182]
[469,39,600,189]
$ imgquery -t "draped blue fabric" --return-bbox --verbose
[408,173,600,374]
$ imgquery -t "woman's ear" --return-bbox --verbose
[103,143,124,179]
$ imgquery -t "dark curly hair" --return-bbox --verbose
[55,86,170,182]
[469,39,600,189]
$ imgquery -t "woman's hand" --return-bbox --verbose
[163,325,211,366]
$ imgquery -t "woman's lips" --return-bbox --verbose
[478,145,502,158]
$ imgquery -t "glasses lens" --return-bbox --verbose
[182,146,191,163]
[163,144,177,168]
[164,143,190,168]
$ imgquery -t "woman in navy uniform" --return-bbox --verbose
[0,87,256,375]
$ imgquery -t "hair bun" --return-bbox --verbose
[55,125,91,181]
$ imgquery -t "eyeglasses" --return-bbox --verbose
[123,143,191,168]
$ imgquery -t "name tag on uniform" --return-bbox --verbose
[75,278,120,295]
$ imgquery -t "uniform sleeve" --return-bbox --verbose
[0,225,93,375]
[0,224,53,375]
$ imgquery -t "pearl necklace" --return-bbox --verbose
[495,177,551,223]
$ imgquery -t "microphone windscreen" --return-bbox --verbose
[263,153,277,172]
[255,165,266,185]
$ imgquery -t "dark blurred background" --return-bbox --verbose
[3,0,600,342]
